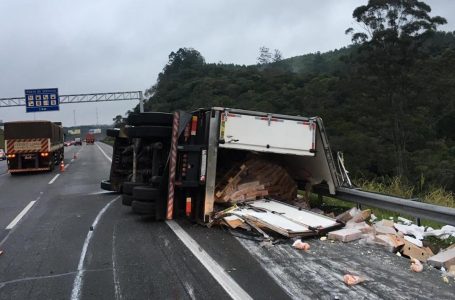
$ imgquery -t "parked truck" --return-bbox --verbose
[101,108,343,222]
[4,120,64,174]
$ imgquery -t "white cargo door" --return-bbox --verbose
[219,113,316,156]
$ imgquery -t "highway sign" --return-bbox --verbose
[68,129,81,135]
[25,88,59,113]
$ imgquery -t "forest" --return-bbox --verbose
[127,1,455,193]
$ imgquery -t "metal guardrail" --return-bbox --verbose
[314,185,455,226]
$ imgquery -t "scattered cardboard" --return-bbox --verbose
[402,240,434,262]
[428,248,455,269]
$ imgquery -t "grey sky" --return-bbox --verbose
[1,0,454,126]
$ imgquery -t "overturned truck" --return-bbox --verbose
[101,107,346,225]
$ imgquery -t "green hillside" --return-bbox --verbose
[130,2,455,192]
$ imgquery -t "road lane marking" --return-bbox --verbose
[70,196,119,300]
[166,220,253,300]
[95,143,112,163]
[6,201,37,230]
[48,174,60,184]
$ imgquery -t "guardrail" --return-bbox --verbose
[314,185,455,226]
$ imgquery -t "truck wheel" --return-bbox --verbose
[122,194,134,206]
[106,128,120,138]
[125,126,172,138]
[132,200,155,215]
[132,186,160,201]
[127,112,173,126]
[100,179,114,191]
[122,181,146,195]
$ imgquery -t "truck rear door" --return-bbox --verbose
[218,110,316,156]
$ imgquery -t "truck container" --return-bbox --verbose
[4,120,64,173]
[101,108,342,222]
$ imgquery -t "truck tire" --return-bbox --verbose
[132,200,155,215]
[122,181,147,195]
[151,176,162,185]
[125,126,172,138]
[100,179,114,191]
[106,128,120,138]
[122,194,134,206]
[127,112,173,126]
[132,186,160,201]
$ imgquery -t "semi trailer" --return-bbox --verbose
[101,108,343,223]
[4,120,64,173]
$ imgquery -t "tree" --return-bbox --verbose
[257,46,272,64]
[345,0,446,178]
[272,49,283,62]
[113,115,124,128]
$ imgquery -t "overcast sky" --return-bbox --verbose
[1,0,454,127]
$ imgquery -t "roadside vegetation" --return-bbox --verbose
[128,0,454,198]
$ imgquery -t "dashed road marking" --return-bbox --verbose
[48,174,60,184]
[6,201,37,230]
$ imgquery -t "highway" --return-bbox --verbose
[0,143,453,300]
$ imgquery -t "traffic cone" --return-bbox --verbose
[60,161,65,172]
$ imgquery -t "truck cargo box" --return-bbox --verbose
[4,121,63,145]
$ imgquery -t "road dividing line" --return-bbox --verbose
[70,196,119,300]
[166,220,253,300]
[48,174,60,184]
[95,143,112,163]
[6,201,37,230]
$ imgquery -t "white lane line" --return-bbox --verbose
[112,226,122,300]
[166,220,253,300]
[48,174,60,185]
[95,143,112,163]
[6,201,37,230]
[70,196,119,300]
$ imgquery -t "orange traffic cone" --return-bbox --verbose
[60,161,65,172]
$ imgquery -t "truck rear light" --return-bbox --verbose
[7,154,15,158]
[185,197,192,216]
[40,152,49,157]
[190,116,198,136]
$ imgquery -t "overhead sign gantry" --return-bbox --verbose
[0,90,144,112]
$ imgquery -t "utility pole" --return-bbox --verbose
[96,107,99,125]
[73,110,76,125]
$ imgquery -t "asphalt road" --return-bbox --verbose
[0,143,453,300]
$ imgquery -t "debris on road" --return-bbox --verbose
[213,184,454,281]
[410,258,423,272]
[428,247,455,269]
[402,240,434,262]
[215,199,340,238]
[328,228,362,242]
[292,239,310,251]
[343,274,365,286]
